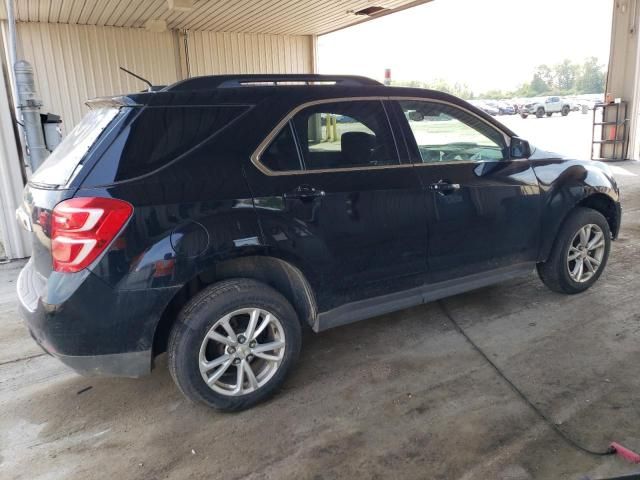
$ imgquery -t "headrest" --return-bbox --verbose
[341,131,376,165]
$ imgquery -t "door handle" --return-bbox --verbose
[428,180,461,194]
[284,185,326,200]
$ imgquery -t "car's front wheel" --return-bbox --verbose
[168,279,302,411]
[521,113,528,119]
[537,207,611,294]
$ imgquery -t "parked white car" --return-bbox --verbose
[521,96,571,118]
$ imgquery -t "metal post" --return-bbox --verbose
[4,0,17,98]
[4,0,49,171]
[0,54,30,259]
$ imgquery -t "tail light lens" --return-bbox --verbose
[51,197,133,273]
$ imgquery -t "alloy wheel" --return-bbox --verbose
[198,308,286,396]
[567,224,606,283]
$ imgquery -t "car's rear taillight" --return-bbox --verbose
[51,197,133,273]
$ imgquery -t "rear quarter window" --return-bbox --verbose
[96,105,249,183]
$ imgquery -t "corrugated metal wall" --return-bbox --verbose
[0,22,313,257]
[10,24,313,130]
[14,22,181,131]
[186,31,313,77]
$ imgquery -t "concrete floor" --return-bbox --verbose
[1,163,640,480]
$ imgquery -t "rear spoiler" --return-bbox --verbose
[85,95,143,110]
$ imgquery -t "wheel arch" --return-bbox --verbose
[152,256,317,358]
[577,193,620,238]
[540,192,620,262]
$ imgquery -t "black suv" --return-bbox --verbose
[17,75,621,411]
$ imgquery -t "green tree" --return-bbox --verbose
[388,57,606,99]
[529,72,549,96]
[577,57,606,93]
[537,64,555,86]
[481,89,507,100]
[554,59,579,91]
[449,82,474,99]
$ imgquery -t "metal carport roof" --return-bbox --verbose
[0,0,433,34]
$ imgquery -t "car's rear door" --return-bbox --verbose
[389,98,542,283]
[245,98,429,313]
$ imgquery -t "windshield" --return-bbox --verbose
[30,107,120,187]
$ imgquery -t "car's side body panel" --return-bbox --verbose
[243,97,430,312]
[384,99,543,283]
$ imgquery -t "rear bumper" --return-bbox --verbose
[26,323,150,377]
[54,350,151,377]
[17,258,178,377]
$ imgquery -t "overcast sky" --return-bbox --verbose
[318,0,613,93]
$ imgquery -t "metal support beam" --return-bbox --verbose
[311,34,318,73]
[606,0,640,159]
[0,60,29,259]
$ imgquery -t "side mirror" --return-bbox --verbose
[510,137,531,159]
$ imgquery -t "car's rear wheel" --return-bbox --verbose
[168,279,302,411]
[521,113,528,119]
[537,207,611,294]
[562,105,570,116]
[536,108,545,118]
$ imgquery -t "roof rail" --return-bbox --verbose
[165,74,383,91]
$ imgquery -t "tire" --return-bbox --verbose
[561,106,570,116]
[537,207,611,294]
[168,278,302,411]
[546,112,552,117]
[521,113,528,119]
[536,108,545,118]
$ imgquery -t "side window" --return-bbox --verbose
[261,123,302,172]
[112,106,248,181]
[291,100,398,170]
[398,100,507,163]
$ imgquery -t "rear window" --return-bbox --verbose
[31,107,119,187]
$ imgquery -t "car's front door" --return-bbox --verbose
[546,97,561,113]
[390,98,542,283]
[245,99,429,312]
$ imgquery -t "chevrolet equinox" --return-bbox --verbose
[17,75,621,411]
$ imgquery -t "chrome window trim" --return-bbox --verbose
[250,96,514,176]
